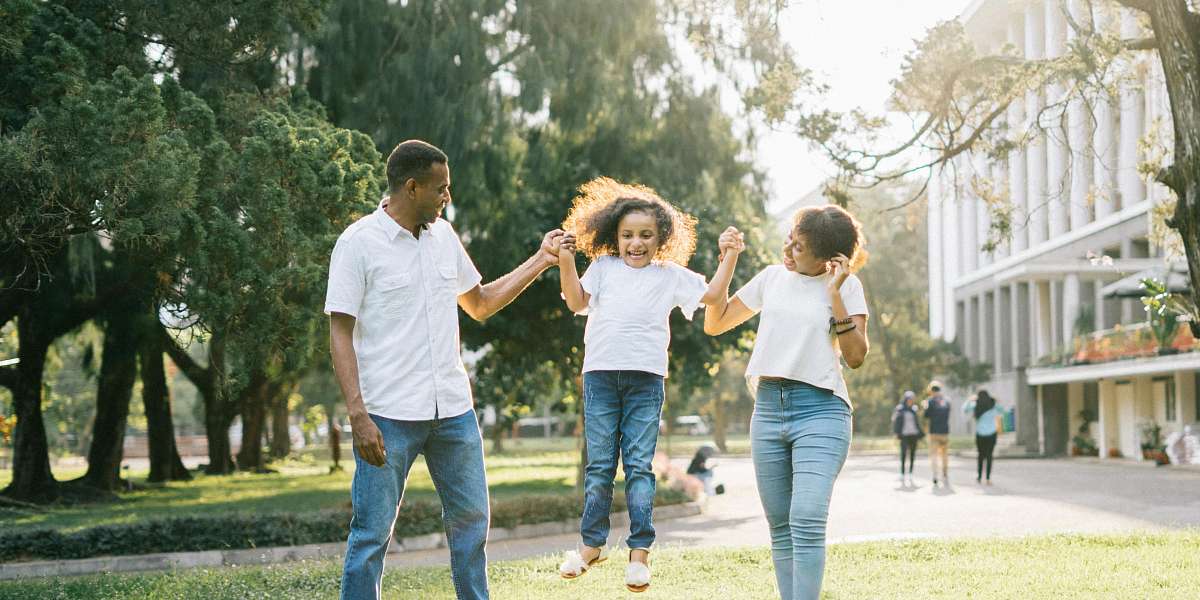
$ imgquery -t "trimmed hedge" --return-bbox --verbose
[0,489,690,563]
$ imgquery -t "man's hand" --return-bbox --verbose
[350,411,387,467]
[538,229,566,268]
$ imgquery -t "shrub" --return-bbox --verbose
[0,489,689,562]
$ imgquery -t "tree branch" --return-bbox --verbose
[160,326,210,390]
[0,366,15,391]
[1114,0,1153,13]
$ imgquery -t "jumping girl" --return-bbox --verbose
[555,177,742,593]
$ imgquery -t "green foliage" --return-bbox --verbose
[1139,277,1182,349]
[0,489,688,562]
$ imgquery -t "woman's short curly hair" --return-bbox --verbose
[792,204,870,271]
[562,177,698,265]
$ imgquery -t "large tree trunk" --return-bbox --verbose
[235,370,274,471]
[2,314,56,503]
[326,403,343,471]
[268,383,293,459]
[139,329,191,483]
[1139,1,1200,337]
[78,307,139,491]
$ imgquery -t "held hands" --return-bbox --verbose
[717,226,744,262]
[559,231,577,256]
[538,229,567,268]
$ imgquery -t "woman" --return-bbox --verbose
[704,204,869,600]
[964,390,1003,485]
[892,390,923,485]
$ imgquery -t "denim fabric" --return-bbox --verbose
[341,410,490,600]
[579,370,665,550]
[751,379,852,600]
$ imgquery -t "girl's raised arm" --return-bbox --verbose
[559,232,590,313]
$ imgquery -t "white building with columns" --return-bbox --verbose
[929,0,1199,459]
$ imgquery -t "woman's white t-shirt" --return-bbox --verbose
[734,265,869,408]
[577,255,708,377]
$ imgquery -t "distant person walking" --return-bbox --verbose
[923,381,951,486]
[891,391,923,485]
[962,390,1003,485]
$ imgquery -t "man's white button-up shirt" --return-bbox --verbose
[324,205,482,421]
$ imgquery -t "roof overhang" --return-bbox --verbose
[1027,351,1200,385]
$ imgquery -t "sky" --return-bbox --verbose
[757,0,969,213]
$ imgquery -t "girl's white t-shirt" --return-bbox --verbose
[577,255,708,376]
[734,265,869,408]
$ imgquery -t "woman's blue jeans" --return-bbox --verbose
[580,370,665,550]
[751,379,852,600]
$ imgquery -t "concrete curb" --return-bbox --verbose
[0,501,704,581]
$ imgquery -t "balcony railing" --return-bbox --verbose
[1034,322,1198,368]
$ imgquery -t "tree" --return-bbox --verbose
[771,1,1200,338]
[1,1,380,496]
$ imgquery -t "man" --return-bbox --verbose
[923,381,952,486]
[325,140,564,600]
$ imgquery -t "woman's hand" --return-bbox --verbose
[827,253,851,295]
[717,226,744,262]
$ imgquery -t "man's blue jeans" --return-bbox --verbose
[341,410,489,600]
[580,370,664,550]
[751,379,852,600]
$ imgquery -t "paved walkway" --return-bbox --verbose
[390,453,1200,567]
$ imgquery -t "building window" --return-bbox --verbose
[1155,376,1177,423]
[1083,382,1099,420]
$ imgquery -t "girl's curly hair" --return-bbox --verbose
[562,177,698,265]
[792,204,870,271]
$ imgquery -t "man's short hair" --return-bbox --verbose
[386,140,448,194]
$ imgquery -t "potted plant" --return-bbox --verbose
[1139,421,1170,464]
[1141,278,1183,355]
[1071,409,1099,456]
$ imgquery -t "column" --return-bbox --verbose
[1011,282,1026,368]
[929,170,944,339]
[942,170,960,342]
[1025,2,1048,247]
[1067,0,1093,230]
[964,295,977,360]
[1007,14,1029,253]
[978,292,990,365]
[1093,4,1118,219]
[1094,278,1107,331]
[1117,9,1146,211]
[962,156,979,272]
[995,285,1009,372]
[1045,0,1069,238]
[1120,238,1135,322]
[991,160,1009,259]
[1034,280,1053,359]
[1063,273,1081,353]
[973,152,991,267]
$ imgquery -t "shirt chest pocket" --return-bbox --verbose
[435,260,457,295]
[374,273,414,317]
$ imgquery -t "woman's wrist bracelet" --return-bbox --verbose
[835,324,857,335]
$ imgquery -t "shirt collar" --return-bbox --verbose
[374,200,428,241]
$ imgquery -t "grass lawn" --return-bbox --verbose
[0,452,578,534]
[2,532,1196,599]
